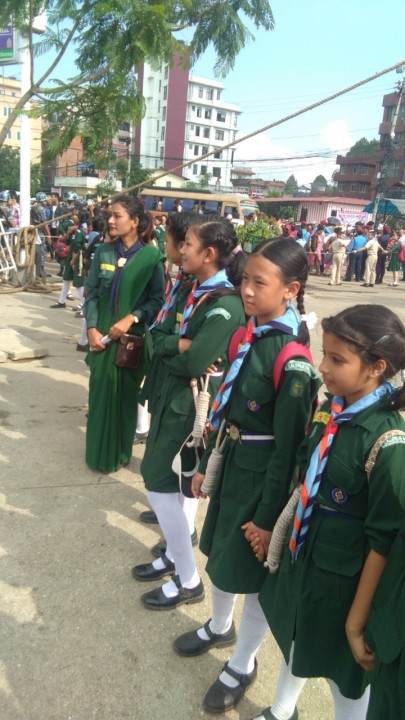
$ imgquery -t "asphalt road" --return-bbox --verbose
[1,265,404,720]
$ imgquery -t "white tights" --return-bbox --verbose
[136,401,149,434]
[146,490,200,593]
[198,585,269,685]
[269,647,370,720]
[58,280,72,304]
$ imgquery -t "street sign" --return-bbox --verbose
[0,23,17,64]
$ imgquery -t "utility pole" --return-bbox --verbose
[19,32,31,229]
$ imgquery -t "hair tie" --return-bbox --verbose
[232,244,243,255]
[300,311,317,330]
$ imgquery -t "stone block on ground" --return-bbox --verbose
[0,328,48,360]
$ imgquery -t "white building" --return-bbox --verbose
[134,62,241,189]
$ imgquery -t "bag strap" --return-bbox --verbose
[273,342,314,391]
[365,429,405,480]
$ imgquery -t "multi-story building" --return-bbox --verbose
[377,89,405,197]
[230,168,286,197]
[134,61,241,188]
[0,75,42,162]
[333,154,377,200]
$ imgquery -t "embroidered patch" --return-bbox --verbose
[176,312,183,323]
[382,436,405,448]
[247,400,261,412]
[289,380,304,397]
[205,308,231,320]
[331,487,349,506]
[100,263,115,272]
[313,411,330,425]
[284,360,312,376]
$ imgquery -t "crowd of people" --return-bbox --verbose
[3,191,404,718]
[52,197,405,720]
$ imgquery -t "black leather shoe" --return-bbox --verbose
[131,554,174,582]
[133,432,149,445]
[50,302,66,308]
[139,510,158,524]
[76,343,89,352]
[174,619,236,656]
[203,660,258,714]
[249,707,299,720]
[151,529,198,558]
[141,575,204,611]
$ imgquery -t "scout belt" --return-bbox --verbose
[226,423,274,445]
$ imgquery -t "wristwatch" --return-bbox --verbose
[132,314,139,324]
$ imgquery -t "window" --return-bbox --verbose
[337,182,345,191]
[193,164,198,175]
[192,105,195,111]
[161,126,165,140]
[358,183,367,192]
[215,129,224,141]
[158,100,160,112]
[160,147,164,159]
[395,132,405,147]
[385,106,394,121]
[198,87,203,98]
[163,85,168,100]
[203,127,210,139]
[3,107,9,116]
[340,165,346,174]
[350,183,358,191]
[164,65,168,80]
[159,80,162,92]
[194,145,199,156]
[216,90,221,101]
[399,105,405,121]
[17,131,20,141]
[387,160,401,176]
[162,106,166,121]
[189,144,193,149]
[196,108,202,118]
[156,140,159,152]
[6,131,11,139]
[352,164,359,174]
[202,146,209,155]
[214,149,222,159]
[204,109,211,120]
[361,165,369,174]
[217,111,226,122]
[213,167,221,178]
[156,120,159,132]
[190,124,194,130]
[195,126,200,137]
[166,181,172,188]
[206,89,213,100]
[201,165,207,175]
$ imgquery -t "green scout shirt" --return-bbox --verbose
[141,292,246,494]
[199,330,320,595]
[259,395,405,700]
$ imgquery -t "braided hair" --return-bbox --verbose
[322,304,405,411]
[252,237,310,345]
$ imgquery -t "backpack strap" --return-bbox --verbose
[273,341,314,391]
[365,429,405,480]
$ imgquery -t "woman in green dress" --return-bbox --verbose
[387,231,400,287]
[84,196,165,473]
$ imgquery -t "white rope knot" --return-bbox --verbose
[264,485,301,573]
[201,419,227,495]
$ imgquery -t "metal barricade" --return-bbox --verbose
[0,221,17,275]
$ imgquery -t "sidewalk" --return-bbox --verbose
[0,267,404,720]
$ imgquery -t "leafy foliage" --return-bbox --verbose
[0,0,274,156]
[0,146,47,193]
[346,137,379,158]
[284,174,298,196]
[236,215,279,252]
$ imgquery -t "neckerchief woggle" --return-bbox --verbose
[209,303,301,431]
[289,381,395,561]
[179,268,233,337]
[109,239,142,318]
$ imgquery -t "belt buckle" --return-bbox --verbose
[229,424,240,441]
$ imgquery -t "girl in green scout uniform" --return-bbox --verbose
[84,196,165,473]
[50,214,84,308]
[132,220,246,610]
[174,239,320,714]
[365,522,405,720]
[251,304,405,720]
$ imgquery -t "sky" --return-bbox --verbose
[3,0,405,187]
[190,0,405,185]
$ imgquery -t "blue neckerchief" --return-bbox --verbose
[109,239,142,318]
[179,268,233,337]
[209,303,301,430]
[290,381,396,561]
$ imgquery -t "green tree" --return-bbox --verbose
[199,172,213,189]
[236,215,279,252]
[1,1,274,157]
[310,174,328,195]
[0,147,20,192]
[346,137,379,157]
[126,157,154,194]
[31,162,47,194]
[284,174,298,196]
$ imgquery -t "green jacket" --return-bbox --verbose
[200,330,320,594]
[259,395,405,700]
[141,290,246,493]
